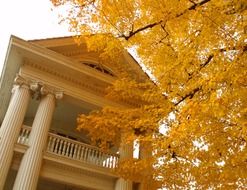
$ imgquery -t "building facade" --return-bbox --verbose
[0,36,147,190]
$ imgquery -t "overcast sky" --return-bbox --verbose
[0,0,72,75]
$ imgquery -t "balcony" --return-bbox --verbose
[17,125,119,169]
[12,125,119,190]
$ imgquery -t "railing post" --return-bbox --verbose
[46,136,51,152]
[73,144,78,159]
[51,136,56,152]
[69,143,74,158]
[83,147,88,161]
[61,140,66,156]
[76,145,81,160]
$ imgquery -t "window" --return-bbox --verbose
[81,62,115,77]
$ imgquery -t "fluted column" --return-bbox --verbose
[115,134,133,190]
[138,142,152,190]
[115,178,133,190]
[0,76,31,190]
[13,86,63,190]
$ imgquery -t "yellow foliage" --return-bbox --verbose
[52,0,247,188]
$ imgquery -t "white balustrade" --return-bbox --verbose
[46,133,119,169]
[17,125,31,145]
[17,126,119,169]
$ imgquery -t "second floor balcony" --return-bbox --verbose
[17,125,119,170]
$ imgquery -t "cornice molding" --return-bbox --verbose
[60,49,87,57]
[24,60,106,96]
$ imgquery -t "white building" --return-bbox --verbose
[0,36,147,190]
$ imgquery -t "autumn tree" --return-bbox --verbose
[51,0,247,189]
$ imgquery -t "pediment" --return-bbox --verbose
[29,36,148,81]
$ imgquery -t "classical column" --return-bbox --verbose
[115,134,133,190]
[13,86,63,190]
[138,142,152,190]
[0,76,31,190]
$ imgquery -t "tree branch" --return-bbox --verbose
[121,20,163,40]
[188,0,211,10]
[174,87,201,106]
[176,0,211,17]
[200,54,214,68]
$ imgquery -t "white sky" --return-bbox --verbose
[0,0,72,76]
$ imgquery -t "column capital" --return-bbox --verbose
[13,75,38,93]
[30,82,39,91]
[13,75,64,100]
[14,74,29,87]
[12,75,30,94]
[40,85,63,100]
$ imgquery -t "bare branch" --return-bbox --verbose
[120,20,163,40]
[188,0,211,10]
[174,87,201,106]
[200,54,214,68]
[176,0,211,17]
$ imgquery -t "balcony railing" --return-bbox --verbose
[17,125,119,169]
[17,125,31,145]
